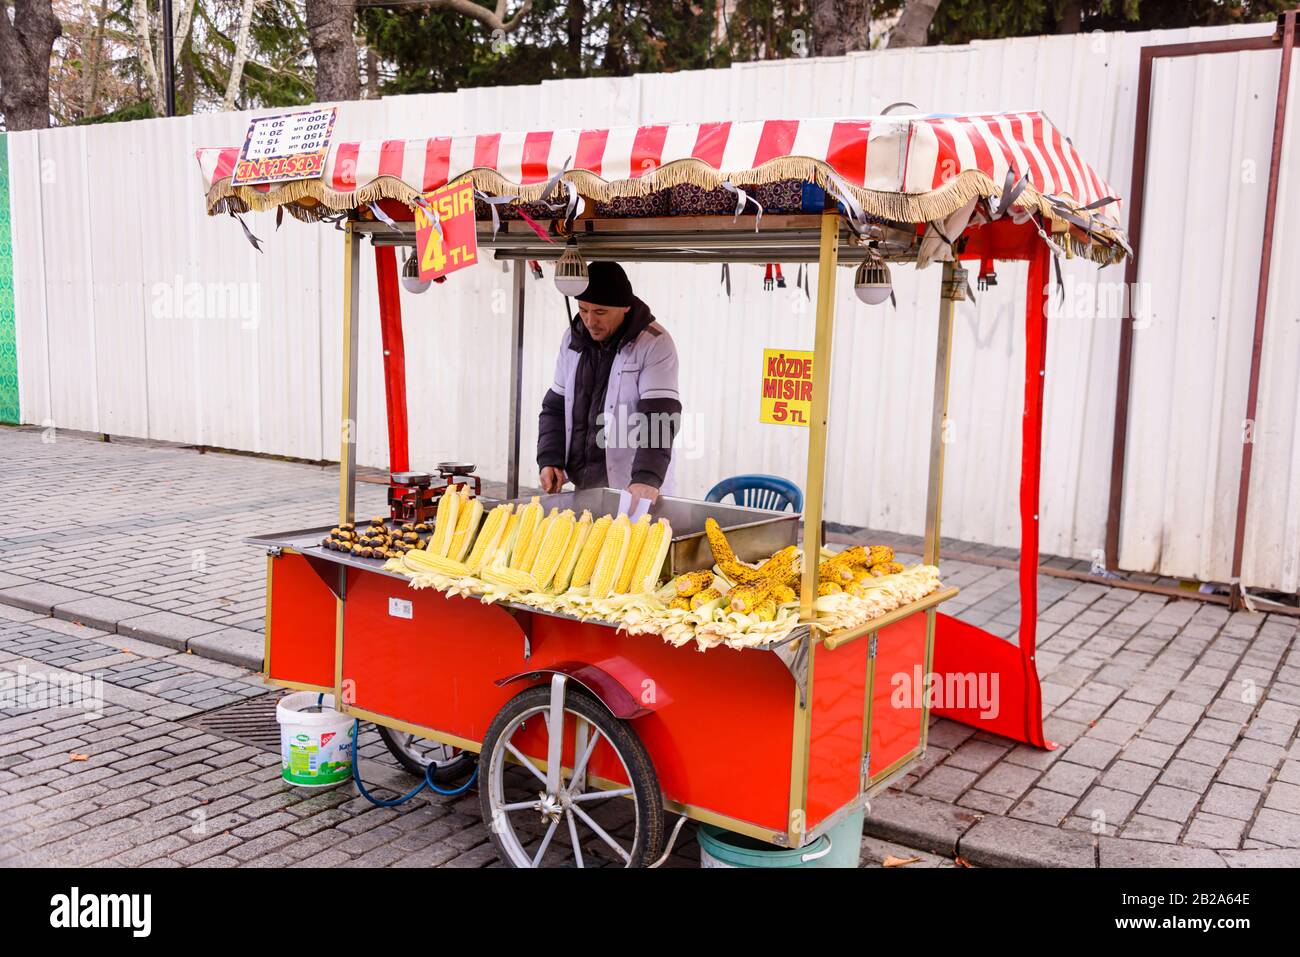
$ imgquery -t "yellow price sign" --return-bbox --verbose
[760,349,813,427]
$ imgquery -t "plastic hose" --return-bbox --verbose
[349,718,478,808]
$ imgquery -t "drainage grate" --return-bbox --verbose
[187,692,285,752]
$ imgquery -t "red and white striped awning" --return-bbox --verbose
[198,111,1127,260]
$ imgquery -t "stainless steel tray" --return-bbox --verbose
[502,487,799,576]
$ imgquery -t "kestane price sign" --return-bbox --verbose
[230,107,337,187]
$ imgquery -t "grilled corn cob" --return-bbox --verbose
[569,514,612,589]
[754,598,777,622]
[675,569,715,598]
[549,510,593,594]
[529,509,575,591]
[704,517,736,565]
[447,492,484,562]
[772,583,796,604]
[819,580,843,595]
[870,561,905,577]
[668,595,692,611]
[588,514,632,600]
[690,587,722,610]
[718,559,766,585]
[727,582,771,614]
[868,545,895,566]
[427,484,461,557]
[509,496,544,570]
[464,504,512,574]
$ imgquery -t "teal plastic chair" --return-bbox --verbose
[705,474,803,513]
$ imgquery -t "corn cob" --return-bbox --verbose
[588,514,632,600]
[481,565,539,592]
[615,515,651,593]
[674,569,715,598]
[509,496,544,570]
[759,546,800,585]
[549,510,593,594]
[569,514,612,589]
[463,504,512,574]
[772,583,796,604]
[447,492,484,562]
[818,559,856,584]
[754,598,777,622]
[690,587,722,610]
[668,595,692,611]
[427,484,461,557]
[490,510,522,568]
[704,517,736,565]
[403,550,470,577]
[868,545,895,566]
[623,517,673,594]
[819,580,843,595]
[727,582,771,614]
[719,559,766,585]
[870,561,905,577]
[529,509,575,591]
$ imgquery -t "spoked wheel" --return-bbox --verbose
[480,676,665,868]
[376,725,476,785]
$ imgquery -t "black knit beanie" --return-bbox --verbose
[575,261,633,307]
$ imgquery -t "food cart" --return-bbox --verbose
[197,112,1129,867]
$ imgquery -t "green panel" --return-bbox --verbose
[0,132,17,424]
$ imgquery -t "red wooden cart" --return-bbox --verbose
[198,112,1129,867]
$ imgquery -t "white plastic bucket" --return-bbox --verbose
[276,692,354,787]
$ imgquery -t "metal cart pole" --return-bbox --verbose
[338,223,362,526]
[924,260,959,566]
[506,259,527,500]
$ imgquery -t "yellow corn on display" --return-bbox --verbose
[623,518,672,594]
[518,506,558,572]
[871,561,905,577]
[402,550,469,577]
[772,583,796,604]
[529,509,575,591]
[668,595,692,611]
[834,546,872,568]
[704,517,736,565]
[818,559,855,584]
[481,565,539,592]
[569,514,612,589]
[614,515,651,593]
[819,580,843,595]
[587,514,632,600]
[675,570,715,598]
[549,510,593,594]
[509,497,544,570]
[868,545,895,566]
[427,484,461,557]
[490,510,522,568]
[463,504,512,573]
[759,546,799,586]
[690,587,722,610]
[754,598,777,622]
[447,492,484,562]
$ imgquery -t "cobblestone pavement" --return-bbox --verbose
[1,426,1298,866]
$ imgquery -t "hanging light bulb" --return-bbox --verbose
[401,249,431,294]
[553,238,589,297]
[854,257,892,305]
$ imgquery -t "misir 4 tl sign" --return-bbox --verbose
[414,178,479,281]
[759,349,813,426]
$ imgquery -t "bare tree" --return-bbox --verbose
[888,0,940,48]
[221,0,257,110]
[309,0,534,103]
[80,0,110,118]
[129,0,197,116]
[811,0,872,56]
[0,0,62,130]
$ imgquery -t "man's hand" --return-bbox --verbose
[627,482,660,508]
[540,467,567,494]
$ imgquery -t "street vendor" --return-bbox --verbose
[537,261,681,504]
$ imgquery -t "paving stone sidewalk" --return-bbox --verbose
[1,425,1298,867]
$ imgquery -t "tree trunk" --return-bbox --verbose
[811,0,872,56]
[306,0,361,102]
[1056,0,1082,33]
[81,0,110,119]
[222,0,257,110]
[0,0,63,130]
[566,0,585,77]
[889,0,941,48]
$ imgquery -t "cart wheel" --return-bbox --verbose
[479,676,665,868]
[376,725,475,785]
